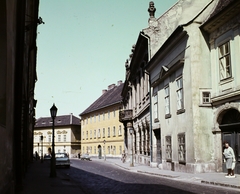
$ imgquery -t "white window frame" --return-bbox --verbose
[164,86,170,115]
[176,77,184,111]
[219,41,231,80]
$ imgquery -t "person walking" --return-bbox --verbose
[223,141,236,178]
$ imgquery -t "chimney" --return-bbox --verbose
[117,80,122,86]
[102,89,107,94]
[108,84,116,90]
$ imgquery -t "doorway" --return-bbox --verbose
[219,109,240,174]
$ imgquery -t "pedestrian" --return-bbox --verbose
[223,141,236,178]
[35,151,39,160]
[78,152,81,159]
[121,150,126,163]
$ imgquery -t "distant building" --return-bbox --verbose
[80,81,124,158]
[34,114,81,158]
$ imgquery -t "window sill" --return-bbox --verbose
[165,114,171,119]
[219,77,234,85]
[154,118,159,123]
[177,109,185,115]
[179,161,186,165]
[199,103,212,107]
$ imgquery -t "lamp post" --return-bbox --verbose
[40,135,43,163]
[50,103,58,177]
[103,139,106,161]
[129,128,134,167]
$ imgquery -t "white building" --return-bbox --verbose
[34,114,81,158]
[146,0,240,173]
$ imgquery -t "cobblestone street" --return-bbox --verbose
[56,159,239,194]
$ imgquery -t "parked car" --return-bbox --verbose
[44,154,51,160]
[81,153,91,161]
[55,153,70,168]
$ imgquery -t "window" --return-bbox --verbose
[82,131,84,139]
[90,130,92,139]
[119,146,122,154]
[63,135,66,142]
[219,42,231,80]
[86,131,88,139]
[153,94,158,121]
[108,146,110,154]
[165,86,170,116]
[113,109,116,117]
[94,115,96,122]
[83,147,85,153]
[108,111,110,119]
[98,129,101,138]
[176,77,184,111]
[108,127,110,137]
[103,113,105,120]
[165,136,172,161]
[98,114,100,121]
[113,126,116,136]
[94,129,96,138]
[113,146,116,155]
[48,135,51,142]
[118,125,122,136]
[94,146,96,154]
[202,92,211,104]
[178,133,186,163]
[103,128,105,138]
[90,116,92,123]
[58,135,61,142]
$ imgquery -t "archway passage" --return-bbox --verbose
[219,109,240,174]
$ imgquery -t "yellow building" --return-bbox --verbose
[80,81,124,158]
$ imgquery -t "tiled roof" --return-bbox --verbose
[80,83,123,116]
[35,114,80,128]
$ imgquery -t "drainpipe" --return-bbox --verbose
[140,32,153,163]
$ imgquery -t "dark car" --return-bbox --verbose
[44,154,51,160]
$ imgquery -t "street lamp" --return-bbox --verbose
[50,103,57,177]
[129,128,134,167]
[40,135,43,163]
[103,139,106,161]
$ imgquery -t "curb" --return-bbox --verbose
[113,162,240,190]
[201,180,240,189]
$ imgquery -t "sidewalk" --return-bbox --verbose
[18,160,84,194]
[92,158,240,190]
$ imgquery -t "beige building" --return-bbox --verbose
[34,114,81,158]
[80,81,124,158]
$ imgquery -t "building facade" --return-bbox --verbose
[80,81,124,158]
[34,114,81,158]
[145,0,240,174]
[120,0,240,174]
[120,37,151,166]
[0,0,40,193]
[201,0,240,174]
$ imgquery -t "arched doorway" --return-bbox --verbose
[219,109,240,174]
[98,145,102,159]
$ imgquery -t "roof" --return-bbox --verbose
[35,114,80,128]
[80,83,124,116]
[201,0,240,33]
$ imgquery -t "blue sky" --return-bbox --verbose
[35,0,178,118]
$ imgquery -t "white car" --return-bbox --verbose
[55,153,70,168]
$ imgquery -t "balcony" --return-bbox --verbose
[119,109,133,123]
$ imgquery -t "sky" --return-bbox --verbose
[35,0,178,118]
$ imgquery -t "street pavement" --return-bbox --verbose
[18,158,240,194]
[95,158,240,189]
